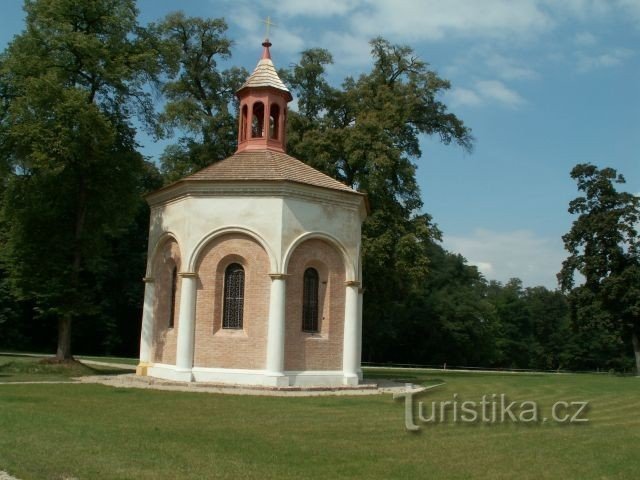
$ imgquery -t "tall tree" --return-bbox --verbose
[0,0,160,360]
[152,12,247,182]
[282,38,473,361]
[558,164,640,374]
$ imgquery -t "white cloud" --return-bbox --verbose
[351,0,554,41]
[573,32,598,46]
[443,229,566,288]
[320,31,373,68]
[619,0,640,25]
[225,0,640,77]
[543,0,613,19]
[476,80,525,107]
[226,5,306,55]
[448,80,525,108]
[485,53,538,80]
[272,0,360,18]
[576,47,634,72]
[448,87,483,107]
[474,261,494,276]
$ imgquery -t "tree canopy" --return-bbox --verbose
[280,38,473,360]
[152,12,247,182]
[559,164,640,374]
[0,0,160,359]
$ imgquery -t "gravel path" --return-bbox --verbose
[76,373,413,396]
[0,471,19,480]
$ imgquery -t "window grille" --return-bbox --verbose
[223,263,245,329]
[302,268,319,332]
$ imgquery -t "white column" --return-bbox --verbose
[343,281,361,385]
[265,274,287,385]
[357,287,364,381]
[175,272,198,378]
[136,277,155,376]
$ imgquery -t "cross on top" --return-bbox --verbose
[262,16,277,39]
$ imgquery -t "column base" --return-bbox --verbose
[342,373,360,386]
[264,373,290,387]
[136,362,151,376]
[148,364,194,382]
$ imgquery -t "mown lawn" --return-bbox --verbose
[0,359,638,479]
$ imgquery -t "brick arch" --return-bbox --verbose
[283,232,356,281]
[151,236,182,365]
[146,231,183,277]
[187,226,278,273]
[284,238,346,371]
[192,233,271,369]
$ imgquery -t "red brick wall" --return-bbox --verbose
[152,239,181,365]
[284,239,345,371]
[193,233,270,369]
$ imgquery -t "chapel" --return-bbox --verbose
[136,39,368,387]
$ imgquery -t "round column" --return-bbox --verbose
[342,281,361,385]
[175,272,198,377]
[266,274,287,385]
[137,277,155,376]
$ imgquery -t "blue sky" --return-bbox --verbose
[1,0,638,288]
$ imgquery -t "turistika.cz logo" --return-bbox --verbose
[394,384,590,432]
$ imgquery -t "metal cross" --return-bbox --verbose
[262,16,277,38]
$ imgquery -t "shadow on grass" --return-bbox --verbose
[0,358,129,380]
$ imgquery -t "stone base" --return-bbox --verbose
[148,364,194,382]
[144,364,358,387]
[135,362,150,376]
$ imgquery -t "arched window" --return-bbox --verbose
[223,263,245,329]
[269,103,280,139]
[302,268,319,332]
[240,105,248,141]
[169,265,177,328]
[251,102,264,138]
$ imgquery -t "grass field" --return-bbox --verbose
[0,356,638,479]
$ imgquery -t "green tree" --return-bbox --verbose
[282,38,473,361]
[524,286,573,370]
[0,0,160,360]
[558,164,640,374]
[152,12,247,182]
[485,278,534,368]
[410,243,499,367]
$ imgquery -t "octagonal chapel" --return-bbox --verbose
[136,40,368,387]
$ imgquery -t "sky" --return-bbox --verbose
[1,0,638,289]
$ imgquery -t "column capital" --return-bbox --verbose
[344,280,361,287]
[178,272,198,278]
[142,276,155,283]
[269,273,289,280]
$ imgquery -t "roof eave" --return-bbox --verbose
[144,178,365,206]
[235,85,293,102]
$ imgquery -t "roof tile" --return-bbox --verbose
[240,58,290,93]
[185,151,357,194]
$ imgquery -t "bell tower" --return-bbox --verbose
[236,40,293,153]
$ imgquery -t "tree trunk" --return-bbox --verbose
[632,329,640,377]
[56,315,73,360]
[55,177,86,361]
